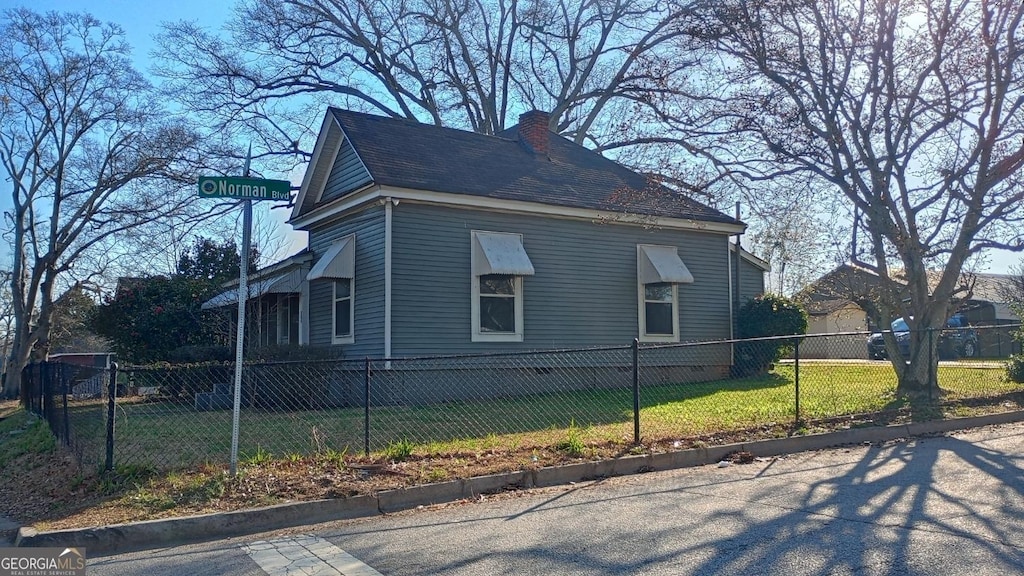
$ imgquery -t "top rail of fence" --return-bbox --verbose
[115,323,1020,370]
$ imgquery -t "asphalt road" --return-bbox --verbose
[88,422,1024,575]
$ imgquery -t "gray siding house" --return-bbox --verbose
[207,108,767,390]
[291,108,764,356]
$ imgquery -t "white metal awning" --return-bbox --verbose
[472,231,535,276]
[201,268,304,309]
[306,235,355,281]
[638,245,694,284]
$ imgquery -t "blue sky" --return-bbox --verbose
[0,1,1020,276]
[3,0,234,68]
[0,0,306,268]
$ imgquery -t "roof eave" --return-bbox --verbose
[290,184,746,234]
[217,250,314,289]
[290,112,355,222]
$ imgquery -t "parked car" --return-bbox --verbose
[867,314,979,360]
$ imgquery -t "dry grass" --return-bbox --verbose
[2,362,1022,531]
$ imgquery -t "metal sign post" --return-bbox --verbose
[198,148,292,476]
[229,150,252,477]
[229,196,251,476]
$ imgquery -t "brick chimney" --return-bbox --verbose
[517,110,550,156]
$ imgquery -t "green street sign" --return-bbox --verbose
[198,176,292,201]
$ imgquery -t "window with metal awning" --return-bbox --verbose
[637,244,694,285]
[637,244,692,343]
[306,234,355,281]
[306,234,357,344]
[471,231,535,342]
[471,230,536,276]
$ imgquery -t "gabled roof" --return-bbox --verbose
[794,263,885,315]
[959,273,1021,320]
[291,108,740,227]
[731,244,771,272]
[201,250,313,309]
[934,271,1018,305]
[796,264,1022,317]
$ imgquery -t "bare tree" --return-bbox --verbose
[740,177,849,295]
[677,0,1024,393]
[152,0,715,170]
[1001,261,1024,316]
[0,10,226,399]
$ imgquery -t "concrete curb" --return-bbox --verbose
[0,517,19,547]
[16,410,1024,556]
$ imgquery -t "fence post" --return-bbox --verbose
[105,363,118,472]
[632,338,640,445]
[928,329,934,401]
[59,364,71,447]
[794,338,800,425]
[40,362,49,422]
[364,357,371,458]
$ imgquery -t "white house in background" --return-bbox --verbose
[796,264,1022,359]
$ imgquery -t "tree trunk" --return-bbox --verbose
[893,328,939,397]
[3,273,53,401]
[2,338,34,401]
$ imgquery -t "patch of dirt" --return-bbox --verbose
[3,394,1023,531]
[1,422,783,530]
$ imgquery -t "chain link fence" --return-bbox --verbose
[22,324,1024,473]
[22,361,113,470]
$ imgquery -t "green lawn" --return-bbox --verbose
[95,361,1018,471]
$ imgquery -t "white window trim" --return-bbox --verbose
[332,278,355,344]
[472,274,524,342]
[471,231,526,342]
[637,245,680,343]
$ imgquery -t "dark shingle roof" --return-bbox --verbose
[794,263,884,315]
[329,108,738,225]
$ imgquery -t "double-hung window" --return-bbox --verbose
[478,274,518,334]
[333,278,354,343]
[306,234,356,345]
[471,231,535,342]
[643,283,675,337]
[637,244,694,342]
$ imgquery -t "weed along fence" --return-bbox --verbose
[22,325,1024,473]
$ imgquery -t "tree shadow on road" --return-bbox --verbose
[355,430,1024,575]
[673,434,1024,575]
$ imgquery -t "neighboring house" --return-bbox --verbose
[47,352,115,397]
[957,273,1021,325]
[796,264,1021,359]
[794,264,876,359]
[202,250,313,347]
[205,108,768,397]
[957,273,1022,357]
